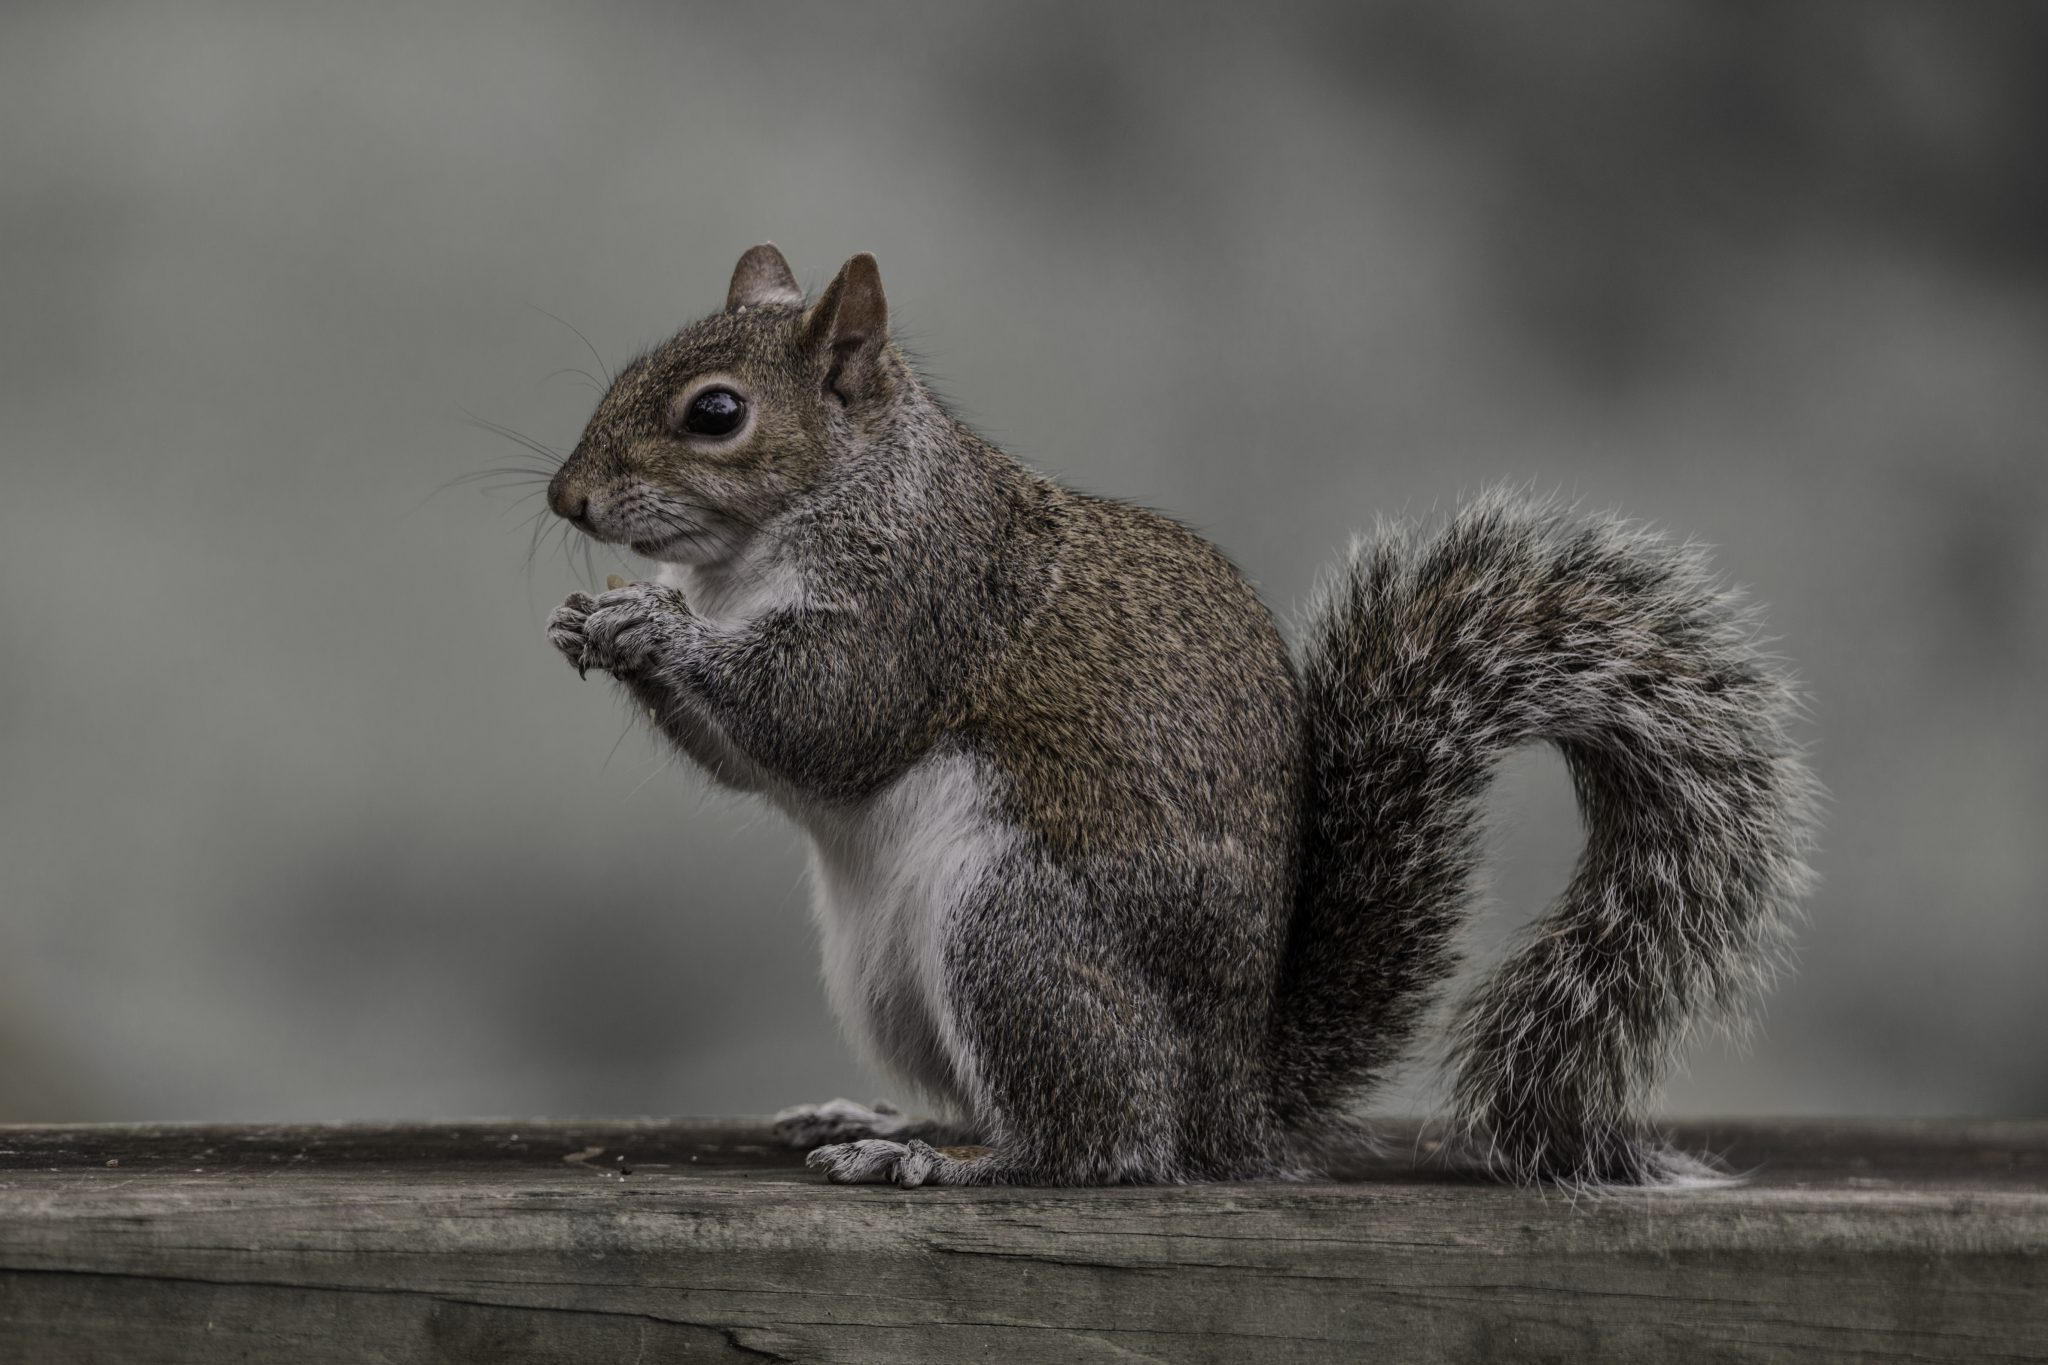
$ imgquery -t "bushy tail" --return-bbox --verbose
[1271,494,1818,1186]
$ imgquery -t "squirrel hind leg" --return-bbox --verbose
[770,1098,980,1149]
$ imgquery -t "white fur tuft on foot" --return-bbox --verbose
[771,1097,906,1148]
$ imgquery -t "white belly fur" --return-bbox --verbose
[802,750,1011,1112]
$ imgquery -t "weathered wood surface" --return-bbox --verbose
[0,1118,2042,1363]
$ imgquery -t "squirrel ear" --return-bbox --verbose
[726,243,802,312]
[804,253,889,406]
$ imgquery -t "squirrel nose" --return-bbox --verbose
[547,477,590,525]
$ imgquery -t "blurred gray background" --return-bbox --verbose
[2,0,2043,1124]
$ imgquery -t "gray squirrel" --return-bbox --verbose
[542,244,1818,1188]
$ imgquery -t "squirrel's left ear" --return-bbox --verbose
[726,243,802,312]
[805,253,889,407]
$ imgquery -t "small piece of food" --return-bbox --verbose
[606,574,627,590]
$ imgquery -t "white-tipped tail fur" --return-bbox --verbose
[1275,492,1820,1186]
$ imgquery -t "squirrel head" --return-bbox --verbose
[547,244,904,565]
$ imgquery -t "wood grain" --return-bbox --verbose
[1,1119,2042,1363]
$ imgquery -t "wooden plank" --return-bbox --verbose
[1,1119,2042,1363]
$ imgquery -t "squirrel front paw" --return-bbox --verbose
[772,1098,909,1147]
[546,580,690,680]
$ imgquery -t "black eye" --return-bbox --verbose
[680,387,747,437]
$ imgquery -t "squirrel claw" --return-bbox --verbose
[546,582,685,680]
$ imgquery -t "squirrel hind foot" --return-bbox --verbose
[805,1138,999,1187]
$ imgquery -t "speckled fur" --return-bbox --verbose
[1277,501,1820,1186]
[541,246,1818,1188]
